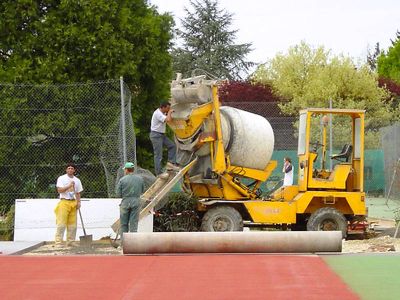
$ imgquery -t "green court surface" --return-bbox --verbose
[324,255,400,300]
[366,197,399,220]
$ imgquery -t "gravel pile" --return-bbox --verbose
[343,235,400,253]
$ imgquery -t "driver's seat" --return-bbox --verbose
[331,144,353,162]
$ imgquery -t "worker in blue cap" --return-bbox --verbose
[116,162,145,237]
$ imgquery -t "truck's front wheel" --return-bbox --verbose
[201,206,243,232]
[307,207,347,237]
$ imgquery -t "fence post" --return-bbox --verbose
[329,99,333,171]
[120,76,127,163]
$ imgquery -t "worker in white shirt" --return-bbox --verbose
[150,102,178,175]
[282,157,294,186]
[54,163,83,246]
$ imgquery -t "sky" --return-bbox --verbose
[149,0,399,65]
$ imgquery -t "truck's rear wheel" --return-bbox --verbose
[201,205,243,232]
[307,207,347,238]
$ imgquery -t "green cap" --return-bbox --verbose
[123,162,135,169]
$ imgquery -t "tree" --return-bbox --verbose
[218,81,279,103]
[171,0,253,80]
[0,0,174,169]
[0,1,174,216]
[378,77,400,109]
[390,30,400,46]
[252,42,398,148]
[378,77,400,97]
[378,30,400,83]
[367,42,381,71]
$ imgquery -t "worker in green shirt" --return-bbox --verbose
[116,162,145,237]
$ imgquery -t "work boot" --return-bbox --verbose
[53,242,66,249]
[66,225,77,245]
[166,162,180,172]
[157,172,170,179]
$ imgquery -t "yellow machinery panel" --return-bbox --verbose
[294,191,366,215]
[169,103,213,139]
[308,164,352,189]
[244,201,297,224]
[271,185,299,201]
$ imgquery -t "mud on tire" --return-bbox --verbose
[307,207,348,238]
[201,205,243,232]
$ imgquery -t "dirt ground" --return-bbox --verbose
[23,238,121,256]
[23,217,399,256]
[342,235,400,253]
[24,233,400,256]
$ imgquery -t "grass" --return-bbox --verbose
[324,255,400,300]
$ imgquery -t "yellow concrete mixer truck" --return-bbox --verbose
[142,74,367,237]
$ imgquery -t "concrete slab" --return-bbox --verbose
[0,241,44,255]
[14,198,153,241]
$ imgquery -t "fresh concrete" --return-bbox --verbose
[0,241,44,255]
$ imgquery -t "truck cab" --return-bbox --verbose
[281,108,367,236]
[297,108,365,193]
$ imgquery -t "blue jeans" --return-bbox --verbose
[120,198,141,237]
[150,131,176,175]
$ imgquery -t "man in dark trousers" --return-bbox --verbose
[150,101,178,175]
[116,162,145,238]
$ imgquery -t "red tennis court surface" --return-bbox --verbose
[0,255,357,300]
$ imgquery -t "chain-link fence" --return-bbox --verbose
[1,90,398,239]
[381,124,400,200]
[0,79,137,239]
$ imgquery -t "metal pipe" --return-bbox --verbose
[122,231,342,254]
[120,76,127,163]
[329,99,333,170]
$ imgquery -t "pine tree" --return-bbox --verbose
[171,0,253,80]
[390,30,400,46]
[367,42,381,71]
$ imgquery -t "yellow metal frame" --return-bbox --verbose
[169,102,213,139]
[175,84,277,201]
[297,108,365,194]
[211,108,366,225]
[211,85,227,174]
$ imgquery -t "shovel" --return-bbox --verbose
[78,208,93,247]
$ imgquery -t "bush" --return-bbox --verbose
[153,193,200,232]
[0,205,14,241]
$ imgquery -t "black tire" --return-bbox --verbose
[307,207,348,237]
[291,215,308,231]
[201,205,243,232]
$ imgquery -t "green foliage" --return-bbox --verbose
[153,192,200,232]
[0,0,174,168]
[0,1,175,206]
[0,205,14,240]
[0,82,124,210]
[378,31,400,83]
[252,42,398,148]
[171,0,253,80]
